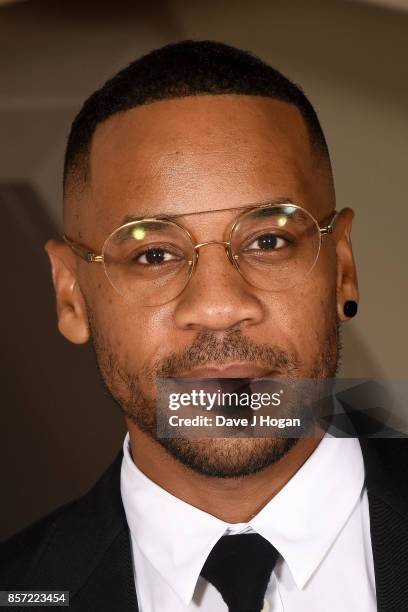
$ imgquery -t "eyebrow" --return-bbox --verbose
[117,196,297,227]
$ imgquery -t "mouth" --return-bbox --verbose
[175,363,278,379]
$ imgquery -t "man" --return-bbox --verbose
[1,40,407,611]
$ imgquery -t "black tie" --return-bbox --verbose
[200,533,280,612]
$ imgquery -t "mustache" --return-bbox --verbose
[146,328,301,379]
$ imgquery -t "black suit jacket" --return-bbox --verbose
[2,439,408,612]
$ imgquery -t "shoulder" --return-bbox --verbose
[0,499,80,589]
[360,438,408,513]
[0,450,125,591]
[361,437,408,472]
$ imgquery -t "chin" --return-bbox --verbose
[157,436,299,478]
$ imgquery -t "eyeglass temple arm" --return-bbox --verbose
[319,210,338,236]
[62,234,103,263]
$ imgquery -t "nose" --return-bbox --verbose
[173,242,265,332]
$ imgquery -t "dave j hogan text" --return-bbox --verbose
[168,415,301,429]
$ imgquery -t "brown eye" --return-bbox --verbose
[137,248,178,265]
[246,234,287,251]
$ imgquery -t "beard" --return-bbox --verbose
[87,306,341,479]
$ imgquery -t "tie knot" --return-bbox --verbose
[200,533,279,612]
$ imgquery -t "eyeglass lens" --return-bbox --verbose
[102,205,321,305]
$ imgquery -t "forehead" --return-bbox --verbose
[83,95,327,237]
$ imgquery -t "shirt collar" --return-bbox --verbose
[250,435,365,588]
[121,432,364,605]
[120,434,229,605]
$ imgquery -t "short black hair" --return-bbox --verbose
[64,40,330,194]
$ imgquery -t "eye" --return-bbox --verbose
[246,233,288,251]
[136,247,180,265]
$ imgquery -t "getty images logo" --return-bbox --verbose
[168,388,283,411]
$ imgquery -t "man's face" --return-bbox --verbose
[51,95,357,477]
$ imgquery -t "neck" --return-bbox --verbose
[127,423,322,523]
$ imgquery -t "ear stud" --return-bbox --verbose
[344,300,358,318]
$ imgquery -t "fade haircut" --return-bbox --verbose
[63,39,330,196]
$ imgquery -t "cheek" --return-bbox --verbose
[302,267,337,345]
[289,285,336,347]
[264,254,337,357]
[86,285,176,373]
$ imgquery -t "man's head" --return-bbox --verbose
[46,40,358,477]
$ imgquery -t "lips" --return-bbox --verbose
[176,364,276,379]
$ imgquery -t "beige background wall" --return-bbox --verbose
[0,0,407,538]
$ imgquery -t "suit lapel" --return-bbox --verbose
[360,439,408,611]
[24,450,138,611]
[72,525,138,611]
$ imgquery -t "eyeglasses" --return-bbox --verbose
[63,201,337,306]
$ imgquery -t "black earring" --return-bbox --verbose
[344,300,358,318]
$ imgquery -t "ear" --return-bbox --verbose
[44,239,90,344]
[333,208,360,322]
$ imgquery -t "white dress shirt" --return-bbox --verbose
[120,433,377,611]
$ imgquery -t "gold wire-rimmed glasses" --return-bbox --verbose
[63,200,337,306]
